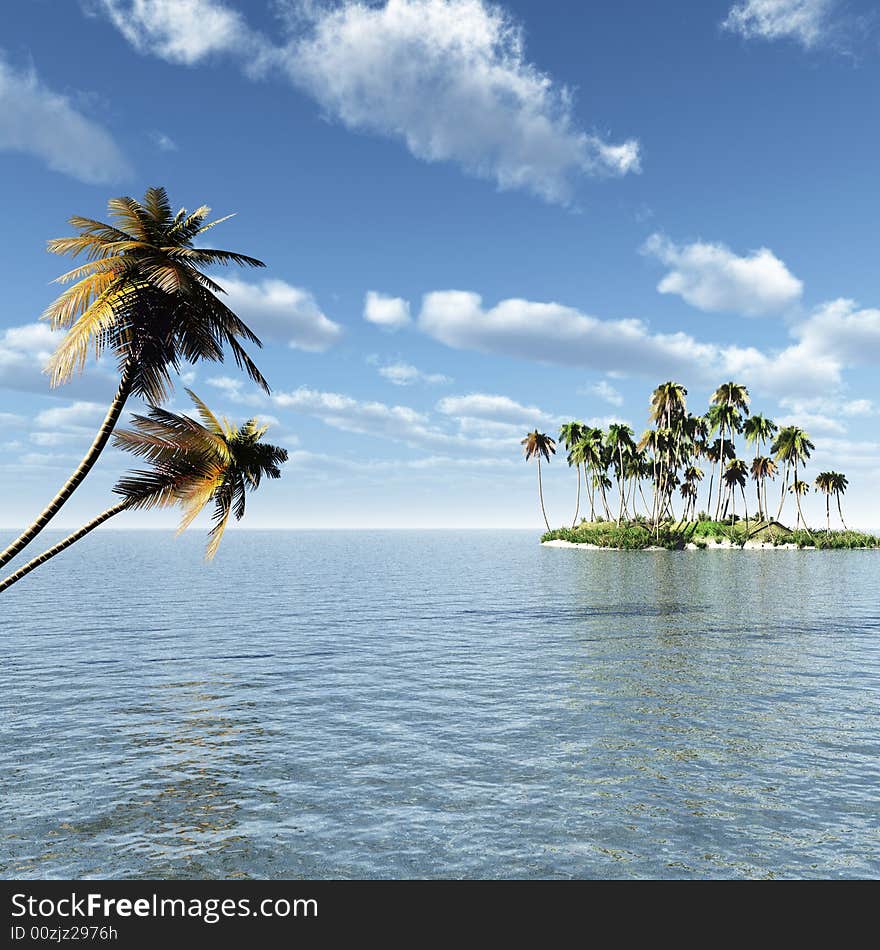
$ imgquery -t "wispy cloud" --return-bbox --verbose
[376,361,451,386]
[89,0,641,205]
[0,56,132,183]
[722,0,837,49]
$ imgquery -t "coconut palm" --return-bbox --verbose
[606,423,636,524]
[0,392,287,594]
[708,387,747,520]
[815,471,849,531]
[522,430,556,531]
[831,471,849,530]
[559,421,586,527]
[789,480,811,529]
[750,455,777,522]
[772,425,814,528]
[722,459,749,526]
[743,414,777,458]
[648,382,687,524]
[0,187,268,571]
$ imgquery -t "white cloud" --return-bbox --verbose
[642,233,803,316]
[204,375,266,407]
[791,298,880,366]
[34,401,106,430]
[364,292,412,330]
[722,0,835,49]
[91,0,641,204]
[415,289,855,396]
[0,412,26,428]
[272,385,514,454]
[585,380,624,406]
[93,0,255,65]
[150,130,178,151]
[377,361,450,386]
[436,393,558,429]
[219,277,343,352]
[779,394,877,418]
[776,412,847,435]
[0,57,131,184]
[282,0,640,204]
[0,323,56,393]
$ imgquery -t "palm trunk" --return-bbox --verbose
[836,494,848,531]
[537,459,550,532]
[714,430,726,519]
[571,463,581,528]
[776,465,790,522]
[826,495,831,533]
[0,362,135,570]
[587,466,596,520]
[792,462,809,533]
[0,501,129,594]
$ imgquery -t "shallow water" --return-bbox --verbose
[1,530,878,879]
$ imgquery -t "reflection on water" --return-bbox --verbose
[1,531,878,878]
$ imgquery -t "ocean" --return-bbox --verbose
[2,530,878,878]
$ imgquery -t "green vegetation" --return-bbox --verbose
[524,378,867,549]
[542,519,878,550]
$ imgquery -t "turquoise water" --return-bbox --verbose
[1,530,878,879]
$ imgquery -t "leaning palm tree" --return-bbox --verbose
[606,423,636,524]
[708,385,748,519]
[559,421,585,527]
[831,472,849,530]
[789,480,811,530]
[522,430,556,531]
[0,187,268,571]
[0,392,287,594]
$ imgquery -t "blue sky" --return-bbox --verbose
[1,0,879,532]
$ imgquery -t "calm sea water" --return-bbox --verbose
[1,530,878,879]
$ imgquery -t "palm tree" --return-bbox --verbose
[832,472,849,530]
[772,425,814,528]
[522,430,556,531]
[722,459,749,525]
[815,471,849,531]
[648,382,687,525]
[709,381,749,519]
[789,480,811,529]
[750,455,777,522]
[559,421,585,527]
[606,423,636,524]
[0,187,268,571]
[743,414,777,516]
[0,392,287,594]
[681,465,704,521]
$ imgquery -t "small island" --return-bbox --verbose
[523,380,877,551]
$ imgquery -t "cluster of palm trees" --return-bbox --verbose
[522,380,850,535]
[0,187,287,594]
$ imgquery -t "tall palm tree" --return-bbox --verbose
[559,421,585,527]
[606,423,636,524]
[772,425,814,528]
[831,472,849,530]
[722,459,749,526]
[522,430,556,531]
[0,187,268,571]
[648,382,687,525]
[815,471,849,531]
[750,455,777,522]
[709,382,749,519]
[0,392,287,594]
[743,414,777,516]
